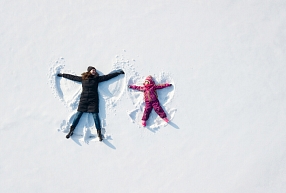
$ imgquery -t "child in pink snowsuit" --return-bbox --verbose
[128,75,172,127]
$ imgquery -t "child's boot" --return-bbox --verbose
[163,117,169,123]
[142,120,146,127]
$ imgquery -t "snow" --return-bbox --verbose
[1,0,286,192]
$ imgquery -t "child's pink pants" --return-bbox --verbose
[142,100,167,121]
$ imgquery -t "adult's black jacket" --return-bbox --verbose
[62,72,122,113]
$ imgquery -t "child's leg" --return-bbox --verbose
[152,101,167,119]
[142,101,153,121]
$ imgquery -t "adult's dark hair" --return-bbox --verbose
[81,71,99,80]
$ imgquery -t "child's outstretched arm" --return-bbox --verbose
[128,85,145,91]
[155,83,172,90]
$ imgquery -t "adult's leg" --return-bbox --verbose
[71,111,83,127]
[92,113,103,141]
[92,113,101,130]
[66,111,83,139]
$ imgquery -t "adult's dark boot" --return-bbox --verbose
[66,126,75,139]
[97,129,103,141]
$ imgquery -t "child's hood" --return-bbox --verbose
[145,75,155,85]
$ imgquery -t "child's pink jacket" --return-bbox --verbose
[129,76,171,102]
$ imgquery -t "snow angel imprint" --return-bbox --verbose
[57,66,125,141]
[128,75,172,127]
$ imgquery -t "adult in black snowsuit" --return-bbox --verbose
[57,66,124,141]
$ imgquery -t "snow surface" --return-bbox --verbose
[1,0,286,192]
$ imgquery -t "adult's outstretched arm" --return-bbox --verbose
[58,73,82,82]
[98,70,124,82]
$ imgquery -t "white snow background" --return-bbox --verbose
[1,0,286,192]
